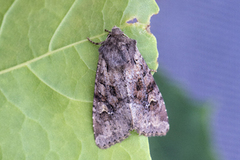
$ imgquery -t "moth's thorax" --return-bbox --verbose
[111,26,124,35]
[106,35,130,45]
[99,37,136,69]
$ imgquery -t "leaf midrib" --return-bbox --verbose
[0,32,106,76]
[0,22,149,76]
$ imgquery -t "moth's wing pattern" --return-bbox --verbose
[129,46,169,136]
[93,51,133,149]
[91,26,169,149]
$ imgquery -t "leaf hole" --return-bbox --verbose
[127,18,138,24]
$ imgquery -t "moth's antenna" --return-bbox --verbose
[105,29,111,33]
[87,37,103,45]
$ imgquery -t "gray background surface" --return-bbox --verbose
[151,1,240,160]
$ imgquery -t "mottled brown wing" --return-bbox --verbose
[91,26,169,149]
[128,48,169,137]
[92,53,133,149]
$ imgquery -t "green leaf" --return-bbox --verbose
[0,0,159,159]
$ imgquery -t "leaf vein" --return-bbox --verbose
[119,0,130,25]
[101,0,108,31]
[0,32,106,76]
[27,65,92,103]
[0,0,17,36]
[48,0,78,51]
[73,46,95,72]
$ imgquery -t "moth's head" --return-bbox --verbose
[111,26,124,35]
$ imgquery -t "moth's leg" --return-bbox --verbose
[105,29,111,33]
[87,37,103,45]
[150,69,157,73]
[123,34,129,38]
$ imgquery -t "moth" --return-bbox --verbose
[87,26,169,149]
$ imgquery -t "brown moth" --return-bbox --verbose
[87,26,169,149]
